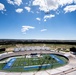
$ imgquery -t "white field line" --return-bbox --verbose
[24,64,50,68]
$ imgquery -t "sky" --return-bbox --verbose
[0,0,76,40]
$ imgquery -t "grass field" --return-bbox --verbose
[0,54,68,72]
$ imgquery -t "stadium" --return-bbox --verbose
[0,42,76,75]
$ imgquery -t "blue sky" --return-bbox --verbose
[0,0,76,40]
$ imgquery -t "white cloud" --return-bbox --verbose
[21,26,35,33]
[44,14,55,21]
[44,19,46,22]
[41,29,47,32]
[24,7,31,12]
[32,0,76,13]
[7,0,14,5]
[16,8,23,13]
[36,17,41,21]
[14,0,22,6]
[7,0,22,6]
[59,0,73,6]
[0,3,5,11]
[64,5,76,13]
[33,0,59,12]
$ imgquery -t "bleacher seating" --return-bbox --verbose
[13,46,50,52]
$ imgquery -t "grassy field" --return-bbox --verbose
[0,54,68,72]
[13,55,57,66]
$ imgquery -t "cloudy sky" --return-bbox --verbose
[0,0,76,40]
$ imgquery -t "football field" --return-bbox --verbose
[2,54,68,72]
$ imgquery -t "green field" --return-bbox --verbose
[0,54,68,72]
